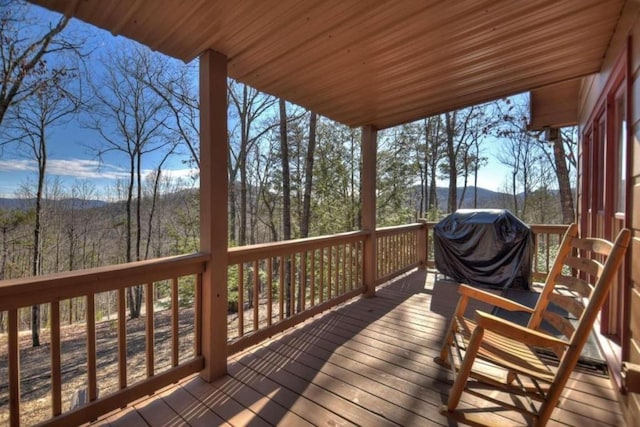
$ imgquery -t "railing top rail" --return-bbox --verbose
[0,252,210,310]
[528,224,571,233]
[375,223,424,235]
[228,230,368,264]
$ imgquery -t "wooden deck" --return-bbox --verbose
[90,270,625,426]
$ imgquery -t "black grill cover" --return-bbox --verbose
[434,209,533,290]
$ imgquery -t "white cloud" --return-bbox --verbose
[160,168,199,180]
[0,158,131,180]
[0,158,200,195]
[0,159,38,172]
[48,159,130,180]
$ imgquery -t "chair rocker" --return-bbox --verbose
[436,223,631,426]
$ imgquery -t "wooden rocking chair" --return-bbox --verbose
[436,224,631,426]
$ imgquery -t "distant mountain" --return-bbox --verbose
[0,198,108,210]
[434,186,509,209]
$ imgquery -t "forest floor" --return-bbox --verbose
[0,306,197,426]
[0,299,276,426]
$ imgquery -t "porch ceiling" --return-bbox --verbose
[31,0,624,129]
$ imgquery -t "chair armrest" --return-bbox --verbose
[474,310,569,349]
[458,284,535,313]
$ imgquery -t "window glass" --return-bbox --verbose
[614,88,626,214]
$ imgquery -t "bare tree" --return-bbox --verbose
[424,116,444,216]
[279,99,293,316]
[0,1,80,126]
[142,149,175,260]
[228,81,277,245]
[300,112,317,238]
[536,128,577,223]
[441,107,477,213]
[88,45,172,318]
[146,61,200,169]
[495,109,543,218]
[3,61,80,345]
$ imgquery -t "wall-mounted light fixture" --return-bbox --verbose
[543,126,559,143]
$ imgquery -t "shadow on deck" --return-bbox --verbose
[94,270,624,426]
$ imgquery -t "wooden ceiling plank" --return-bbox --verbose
[236,0,497,89]
[360,56,604,128]
[257,3,618,110]
[331,42,605,128]
[147,0,210,53]
[27,0,625,129]
[298,22,616,124]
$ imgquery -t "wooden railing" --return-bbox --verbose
[227,231,367,355]
[376,223,424,284]
[0,221,569,426]
[0,253,208,427]
[528,224,570,281]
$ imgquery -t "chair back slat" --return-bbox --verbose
[555,274,592,298]
[572,237,614,256]
[564,255,603,278]
[547,292,585,320]
[541,310,575,343]
[529,224,629,348]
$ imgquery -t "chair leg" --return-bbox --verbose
[445,325,485,411]
[437,294,469,365]
[436,321,455,365]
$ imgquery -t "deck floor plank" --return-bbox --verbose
[158,384,231,427]
[97,270,625,427]
[235,345,397,426]
[228,358,354,426]
[134,392,187,426]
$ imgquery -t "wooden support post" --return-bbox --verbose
[418,219,427,269]
[361,125,377,297]
[199,49,229,382]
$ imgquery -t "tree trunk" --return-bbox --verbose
[473,143,479,208]
[300,112,317,238]
[279,99,292,317]
[31,134,47,347]
[126,155,138,319]
[136,152,143,261]
[445,112,458,213]
[1,225,7,281]
[229,173,238,244]
[552,135,575,223]
[511,171,519,216]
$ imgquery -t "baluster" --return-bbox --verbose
[171,277,179,367]
[51,301,62,416]
[8,308,19,427]
[319,247,325,303]
[87,294,97,401]
[290,255,296,315]
[194,273,203,356]
[118,288,127,388]
[267,258,273,326]
[279,255,285,320]
[253,260,259,331]
[310,250,316,306]
[238,264,244,336]
[301,251,307,311]
[145,283,154,377]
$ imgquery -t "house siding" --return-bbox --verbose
[579,2,640,425]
